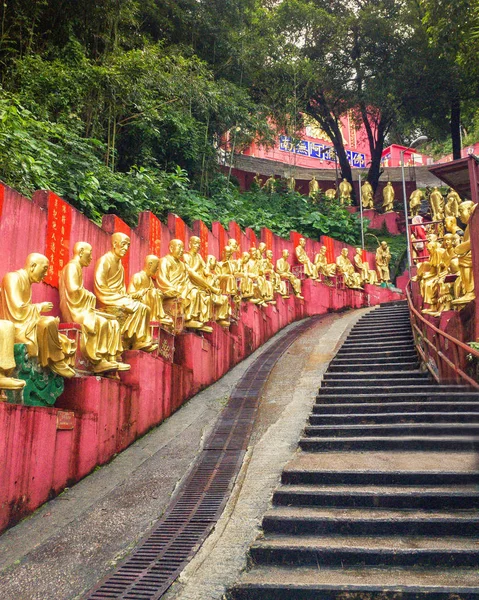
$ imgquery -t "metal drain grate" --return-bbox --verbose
[86,316,319,600]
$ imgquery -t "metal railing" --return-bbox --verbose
[406,283,479,389]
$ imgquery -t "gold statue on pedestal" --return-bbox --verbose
[247,247,273,305]
[382,182,395,213]
[264,249,288,298]
[376,241,392,283]
[429,187,445,222]
[258,243,276,303]
[309,177,320,199]
[444,216,463,247]
[94,233,157,352]
[0,320,26,393]
[217,246,239,296]
[445,189,461,218]
[409,189,424,218]
[452,200,476,307]
[275,250,304,299]
[353,248,378,285]
[1,253,76,377]
[60,242,130,374]
[361,180,374,209]
[325,188,337,200]
[295,238,319,279]
[336,249,363,289]
[314,246,336,278]
[286,175,296,192]
[263,174,276,194]
[128,255,176,327]
[339,178,353,205]
[238,251,260,303]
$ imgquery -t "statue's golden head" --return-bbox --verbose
[73,242,93,267]
[112,232,130,258]
[144,254,160,276]
[169,239,184,259]
[25,253,49,283]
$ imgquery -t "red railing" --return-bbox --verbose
[406,283,479,388]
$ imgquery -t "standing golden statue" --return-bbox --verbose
[445,189,461,219]
[382,182,395,213]
[0,320,26,392]
[286,175,296,192]
[452,200,476,307]
[336,249,363,289]
[314,246,337,278]
[325,188,337,200]
[94,233,157,352]
[263,174,276,194]
[295,237,319,279]
[60,242,130,374]
[128,255,176,326]
[409,189,424,218]
[1,253,76,377]
[376,241,392,284]
[275,250,304,299]
[353,248,378,285]
[361,180,374,209]
[339,178,353,205]
[309,177,320,199]
[429,187,445,222]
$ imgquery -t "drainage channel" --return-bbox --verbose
[85,316,320,600]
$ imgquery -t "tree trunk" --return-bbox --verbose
[451,97,461,160]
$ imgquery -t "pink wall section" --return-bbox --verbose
[0,181,403,534]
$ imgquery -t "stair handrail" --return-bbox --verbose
[406,282,479,388]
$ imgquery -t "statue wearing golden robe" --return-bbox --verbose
[314,246,337,278]
[452,201,476,307]
[94,233,157,352]
[309,177,320,199]
[258,243,276,303]
[128,255,176,326]
[409,189,424,218]
[429,187,445,222]
[295,238,318,279]
[376,241,392,283]
[353,248,378,285]
[325,188,337,200]
[60,242,129,373]
[0,320,26,392]
[263,174,276,194]
[218,246,239,296]
[276,250,303,298]
[336,249,363,289]
[382,182,395,213]
[445,189,461,219]
[1,253,76,378]
[339,178,353,205]
[238,252,258,301]
[361,181,374,209]
[247,248,272,305]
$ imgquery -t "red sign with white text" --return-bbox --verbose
[44,192,72,288]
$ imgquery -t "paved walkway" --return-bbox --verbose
[0,309,366,600]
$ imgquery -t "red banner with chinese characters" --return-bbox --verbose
[322,236,335,264]
[44,192,72,288]
[174,215,186,243]
[229,221,242,251]
[0,185,4,222]
[148,213,162,256]
[263,228,274,250]
[198,220,209,259]
[113,216,131,282]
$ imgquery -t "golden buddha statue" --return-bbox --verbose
[376,241,392,283]
[264,249,288,298]
[425,234,460,316]
[263,174,276,194]
[286,175,296,192]
[353,248,378,285]
[204,255,232,326]
[1,253,76,378]
[94,233,157,352]
[218,245,239,296]
[227,238,240,258]
[128,255,176,327]
[295,237,319,279]
[382,182,395,213]
[421,239,444,313]
[257,243,276,303]
[444,216,463,247]
[325,188,337,200]
[275,249,303,299]
[237,251,258,302]
[252,172,262,189]
[60,242,130,374]
[314,246,337,278]
[159,238,213,332]
[336,248,363,289]
[452,200,476,307]
[429,187,445,222]
[339,178,353,205]
[445,189,461,219]
[361,180,374,209]
[247,247,273,305]
[0,320,26,391]
[409,189,424,218]
[309,177,320,199]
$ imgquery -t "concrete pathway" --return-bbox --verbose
[0,309,366,600]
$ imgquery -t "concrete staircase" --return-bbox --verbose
[227,301,479,599]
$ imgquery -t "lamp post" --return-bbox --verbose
[401,135,428,277]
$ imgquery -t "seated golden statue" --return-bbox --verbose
[218,245,239,296]
[445,189,461,218]
[0,320,26,391]
[452,200,476,307]
[264,249,289,298]
[421,240,444,313]
[128,255,176,327]
[94,233,157,352]
[336,249,363,289]
[423,234,459,316]
[339,178,353,205]
[309,177,320,199]
[409,189,424,218]
[276,249,303,299]
[314,246,336,278]
[205,255,233,325]
[247,247,273,305]
[1,253,76,378]
[184,236,230,327]
[382,182,395,213]
[237,252,259,302]
[429,187,445,222]
[361,181,374,209]
[258,243,276,303]
[325,188,337,200]
[353,248,378,285]
[376,241,392,283]
[444,216,463,247]
[295,237,319,279]
[60,242,130,374]
[227,238,240,258]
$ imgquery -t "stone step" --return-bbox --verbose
[319,384,470,394]
[334,348,417,358]
[299,436,479,452]
[273,484,479,509]
[304,424,479,438]
[341,339,414,348]
[336,345,415,355]
[261,507,479,537]
[228,566,479,600]
[321,377,431,388]
[354,320,411,327]
[327,361,419,372]
[249,535,479,568]
[312,401,479,414]
[280,469,479,486]
[315,392,479,403]
[351,324,412,332]
[309,412,479,425]
[322,370,427,380]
